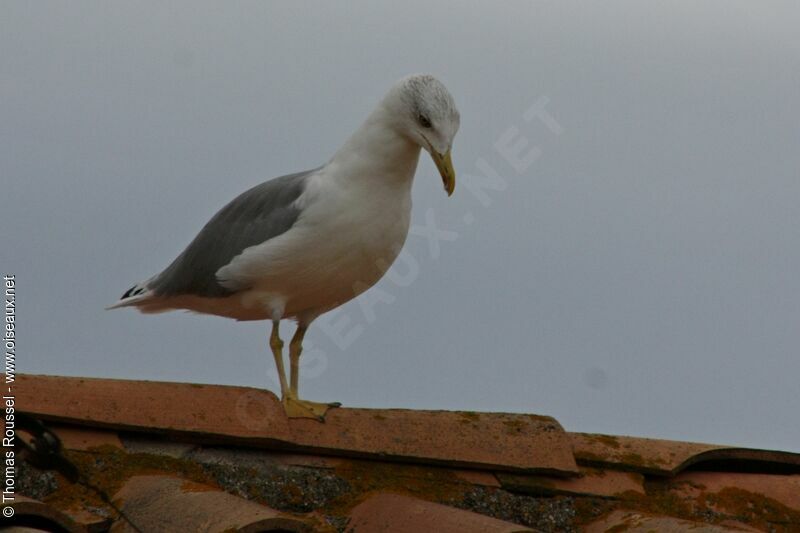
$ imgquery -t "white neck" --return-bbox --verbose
[328,104,421,190]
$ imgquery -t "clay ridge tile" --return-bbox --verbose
[286,407,578,475]
[16,374,292,441]
[19,374,579,475]
[111,474,311,532]
[571,432,800,476]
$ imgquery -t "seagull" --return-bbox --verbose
[108,74,460,420]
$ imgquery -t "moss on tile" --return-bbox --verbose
[324,459,466,516]
[602,478,800,531]
[585,434,622,449]
[618,452,666,469]
[41,444,218,514]
[573,450,607,465]
[502,419,526,434]
[574,449,667,474]
[703,487,800,530]
[571,496,618,528]
[456,410,480,423]
[631,480,695,518]
[526,413,556,423]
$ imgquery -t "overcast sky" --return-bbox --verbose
[2,1,799,452]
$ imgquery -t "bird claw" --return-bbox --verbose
[283,397,341,421]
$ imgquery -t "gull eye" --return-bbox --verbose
[418,114,432,129]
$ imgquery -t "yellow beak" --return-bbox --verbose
[430,149,455,196]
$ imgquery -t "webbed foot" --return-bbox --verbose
[283,397,341,421]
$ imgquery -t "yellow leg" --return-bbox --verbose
[282,324,340,421]
[269,320,289,400]
[289,324,306,396]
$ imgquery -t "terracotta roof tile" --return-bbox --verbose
[571,432,800,476]
[287,407,577,475]
[346,492,537,532]
[583,510,761,532]
[10,496,107,533]
[56,506,113,533]
[497,467,645,499]
[17,375,291,440]
[49,423,123,451]
[111,475,312,532]
[16,374,800,532]
[20,374,579,475]
[17,374,293,440]
[672,471,800,512]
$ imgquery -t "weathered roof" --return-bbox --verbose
[13,374,800,532]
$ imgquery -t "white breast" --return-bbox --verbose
[218,165,413,320]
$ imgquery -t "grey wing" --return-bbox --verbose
[148,169,314,298]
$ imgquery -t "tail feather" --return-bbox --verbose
[106,281,153,310]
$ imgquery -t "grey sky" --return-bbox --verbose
[2,1,799,452]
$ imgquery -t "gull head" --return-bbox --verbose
[383,74,460,196]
